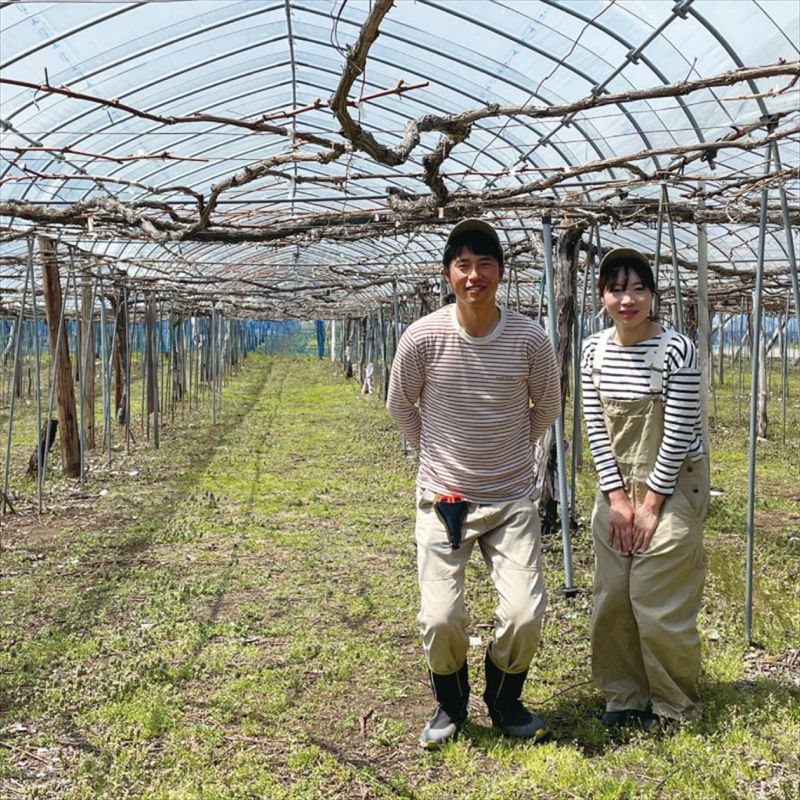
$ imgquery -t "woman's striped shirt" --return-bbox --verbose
[387,304,561,504]
[580,328,704,495]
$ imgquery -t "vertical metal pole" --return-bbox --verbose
[542,216,574,592]
[1,261,30,521]
[151,298,160,449]
[195,317,202,412]
[570,255,590,521]
[187,317,194,413]
[392,279,401,358]
[28,241,44,514]
[106,301,118,462]
[592,227,602,332]
[159,301,167,428]
[71,254,85,487]
[696,182,711,456]
[663,185,685,333]
[211,309,217,425]
[738,300,746,427]
[781,296,788,445]
[772,143,800,348]
[124,288,133,454]
[744,143,773,645]
[536,272,545,326]
[98,287,111,462]
[653,186,665,286]
[141,299,147,437]
[218,312,224,413]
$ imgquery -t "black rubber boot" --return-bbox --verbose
[483,651,548,741]
[601,708,650,728]
[419,663,469,749]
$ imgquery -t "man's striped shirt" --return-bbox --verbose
[580,329,704,495]
[386,305,561,503]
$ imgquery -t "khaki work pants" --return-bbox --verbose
[591,394,708,720]
[415,489,547,676]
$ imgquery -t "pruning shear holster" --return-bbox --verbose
[434,493,469,550]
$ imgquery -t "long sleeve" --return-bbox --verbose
[527,332,562,443]
[580,338,625,492]
[647,337,701,495]
[386,328,423,450]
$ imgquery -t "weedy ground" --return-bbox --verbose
[0,353,798,799]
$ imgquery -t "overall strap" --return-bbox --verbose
[591,327,616,390]
[643,329,679,394]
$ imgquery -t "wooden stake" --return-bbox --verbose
[80,278,96,450]
[38,238,80,478]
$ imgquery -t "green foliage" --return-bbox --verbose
[0,355,797,799]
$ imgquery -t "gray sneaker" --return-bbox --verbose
[419,664,469,749]
[419,704,462,749]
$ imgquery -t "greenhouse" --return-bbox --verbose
[0,1,798,797]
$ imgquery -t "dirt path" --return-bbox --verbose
[2,356,798,799]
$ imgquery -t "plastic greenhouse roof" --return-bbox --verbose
[1,0,798,318]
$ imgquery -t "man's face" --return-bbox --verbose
[444,246,503,309]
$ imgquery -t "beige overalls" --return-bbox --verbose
[590,329,709,720]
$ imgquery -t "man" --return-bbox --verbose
[386,219,561,749]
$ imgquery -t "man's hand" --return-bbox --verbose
[632,491,666,553]
[607,489,635,555]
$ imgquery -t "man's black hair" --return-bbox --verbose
[442,231,504,269]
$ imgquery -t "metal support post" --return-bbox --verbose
[2,259,30,521]
[542,216,574,593]
[772,143,800,351]
[744,143,773,644]
[663,185,685,333]
[28,241,44,514]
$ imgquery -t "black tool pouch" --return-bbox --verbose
[434,498,469,550]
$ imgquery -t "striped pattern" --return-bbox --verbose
[386,305,561,503]
[580,329,704,495]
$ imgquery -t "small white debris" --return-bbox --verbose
[99,489,108,497]
[127,470,139,477]
[6,723,30,734]
[469,635,482,647]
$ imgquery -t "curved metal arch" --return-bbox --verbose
[0,2,146,71]
[116,163,435,281]
[9,5,606,223]
[0,27,292,185]
[599,216,764,284]
[753,0,800,55]
[686,7,770,119]
[14,22,568,206]
[153,202,435,279]
[102,65,546,190]
[295,1,618,180]
[539,0,708,142]
[410,0,662,170]
[142,206,446,302]
[70,48,582,269]
[90,96,552,276]
[3,2,287,123]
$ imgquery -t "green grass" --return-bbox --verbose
[0,354,798,799]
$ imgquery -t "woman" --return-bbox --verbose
[581,247,709,730]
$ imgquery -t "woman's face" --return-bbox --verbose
[602,266,653,333]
